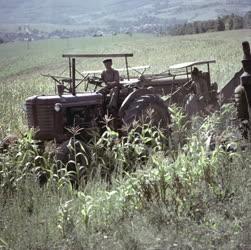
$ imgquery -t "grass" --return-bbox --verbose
[0,104,250,249]
[0,30,251,249]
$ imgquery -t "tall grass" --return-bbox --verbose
[0,30,250,249]
[0,104,250,249]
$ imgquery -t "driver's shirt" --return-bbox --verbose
[101,68,120,85]
[193,78,209,100]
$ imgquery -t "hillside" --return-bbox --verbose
[1,0,251,29]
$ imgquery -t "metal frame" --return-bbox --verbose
[169,60,216,70]
[168,60,216,81]
[65,53,134,95]
[43,53,135,96]
[62,53,134,58]
[63,53,134,84]
[43,55,216,97]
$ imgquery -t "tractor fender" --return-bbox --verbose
[219,68,243,104]
[119,88,154,117]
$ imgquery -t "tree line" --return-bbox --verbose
[170,11,251,36]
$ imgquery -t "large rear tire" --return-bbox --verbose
[121,94,171,132]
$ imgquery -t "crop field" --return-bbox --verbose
[0,30,250,135]
[0,30,251,138]
[0,30,251,249]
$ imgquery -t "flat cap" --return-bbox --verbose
[103,58,112,63]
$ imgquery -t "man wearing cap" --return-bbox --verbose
[101,59,120,111]
[191,68,209,100]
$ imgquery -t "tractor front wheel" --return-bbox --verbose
[121,94,171,133]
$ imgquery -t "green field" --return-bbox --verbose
[0,30,251,249]
[0,30,251,137]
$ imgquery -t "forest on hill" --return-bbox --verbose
[170,11,251,36]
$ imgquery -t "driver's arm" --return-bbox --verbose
[101,71,105,83]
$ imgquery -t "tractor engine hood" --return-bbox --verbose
[26,92,103,106]
[25,92,103,142]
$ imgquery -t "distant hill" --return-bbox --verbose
[1,0,251,29]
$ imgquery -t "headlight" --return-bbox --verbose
[54,103,62,112]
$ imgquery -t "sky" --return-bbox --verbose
[0,0,250,26]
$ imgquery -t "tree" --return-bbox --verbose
[193,22,200,34]
[216,17,225,31]
[244,11,251,28]
[221,15,233,30]
[232,15,244,30]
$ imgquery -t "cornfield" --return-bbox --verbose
[0,30,250,249]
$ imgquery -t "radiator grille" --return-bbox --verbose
[36,106,54,132]
[26,104,35,128]
[26,104,54,132]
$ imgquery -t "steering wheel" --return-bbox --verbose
[87,76,103,86]
[87,76,105,91]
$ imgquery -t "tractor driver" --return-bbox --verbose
[191,67,209,104]
[101,59,120,112]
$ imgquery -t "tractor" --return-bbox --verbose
[0,49,243,160]
[23,51,244,160]
[234,41,251,139]
[25,53,172,162]
[25,52,227,149]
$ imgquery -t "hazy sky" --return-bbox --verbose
[0,0,250,25]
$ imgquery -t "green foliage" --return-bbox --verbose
[0,32,250,249]
[0,105,250,249]
[90,123,168,175]
[0,130,51,192]
[170,13,251,36]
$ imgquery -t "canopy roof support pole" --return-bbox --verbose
[72,58,76,96]
[69,58,72,78]
[207,63,211,84]
[125,56,130,81]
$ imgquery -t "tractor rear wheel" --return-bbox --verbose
[121,94,171,132]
